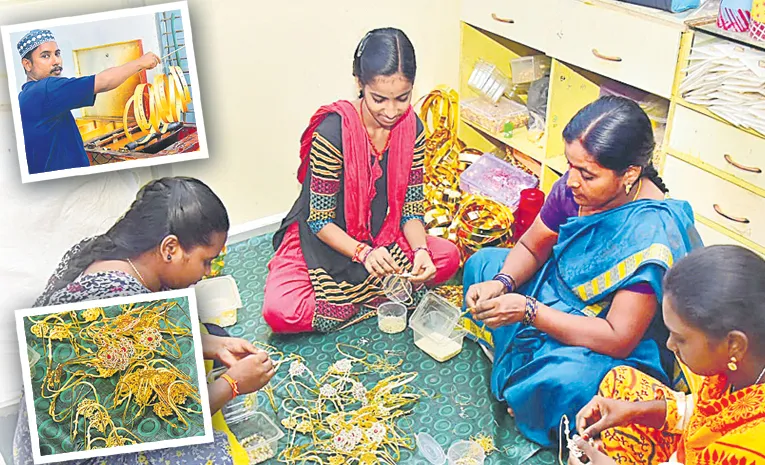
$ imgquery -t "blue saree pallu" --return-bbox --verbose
[461,199,702,447]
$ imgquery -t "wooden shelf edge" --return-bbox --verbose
[461,118,546,163]
[675,98,765,142]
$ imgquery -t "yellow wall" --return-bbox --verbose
[146,0,461,226]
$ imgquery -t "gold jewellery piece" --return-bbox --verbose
[122,66,192,143]
[415,87,521,264]
[253,343,421,465]
[27,300,200,452]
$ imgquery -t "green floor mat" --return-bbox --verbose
[220,234,558,465]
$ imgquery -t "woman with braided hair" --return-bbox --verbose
[14,177,273,465]
[461,96,703,447]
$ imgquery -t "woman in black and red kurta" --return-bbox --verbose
[263,28,460,333]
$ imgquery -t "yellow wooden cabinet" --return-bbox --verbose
[662,31,765,257]
[458,0,764,257]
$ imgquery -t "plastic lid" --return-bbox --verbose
[409,292,461,338]
[416,432,446,465]
[447,440,486,465]
[194,275,243,316]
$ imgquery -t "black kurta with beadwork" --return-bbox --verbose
[273,113,426,332]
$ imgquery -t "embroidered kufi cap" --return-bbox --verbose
[17,29,56,58]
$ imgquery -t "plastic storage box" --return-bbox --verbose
[226,411,284,464]
[460,97,530,135]
[409,292,466,362]
[510,55,551,84]
[194,275,242,327]
[222,391,270,422]
[467,59,510,103]
[459,154,540,210]
[447,440,486,465]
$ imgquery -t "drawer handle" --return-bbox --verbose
[724,154,762,174]
[491,13,515,24]
[592,49,623,62]
[713,204,750,224]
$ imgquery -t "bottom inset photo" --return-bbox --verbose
[15,289,213,464]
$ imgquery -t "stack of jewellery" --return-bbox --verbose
[28,301,201,451]
[417,87,525,260]
[273,343,423,465]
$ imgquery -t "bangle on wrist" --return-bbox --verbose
[413,246,433,260]
[220,373,239,400]
[493,273,517,294]
[522,296,539,326]
[353,243,374,264]
[360,246,374,264]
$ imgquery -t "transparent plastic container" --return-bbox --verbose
[459,153,540,210]
[378,302,407,334]
[409,292,466,362]
[226,411,284,464]
[194,275,242,327]
[410,292,462,338]
[222,391,270,422]
[510,55,551,84]
[412,326,466,362]
[447,440,486,465]
[460,97,530,135]
[467,59,511,103]
[417,432,447,465]
[382,274,414,305]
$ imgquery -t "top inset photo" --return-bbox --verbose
[1,1,207,183]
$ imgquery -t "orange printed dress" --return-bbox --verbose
[598,365,765,464]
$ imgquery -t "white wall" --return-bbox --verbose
[148,0,461,226]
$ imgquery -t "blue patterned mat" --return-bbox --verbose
[221,234,558,464]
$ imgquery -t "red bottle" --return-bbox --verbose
[514,188,545,239]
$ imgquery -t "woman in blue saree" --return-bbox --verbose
[462,96,702,448]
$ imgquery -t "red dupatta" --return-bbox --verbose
[297,100,416,248]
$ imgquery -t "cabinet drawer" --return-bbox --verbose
[669,105,765,192]
[664,156,765,247]
[461,0,556,52]
[549,0,681,98]
[695,220,765,258]
[697,221,746,247]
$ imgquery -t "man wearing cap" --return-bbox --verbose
[17,29,161,174]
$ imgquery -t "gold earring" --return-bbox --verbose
[728,356,738,371]
[625,183,632,195]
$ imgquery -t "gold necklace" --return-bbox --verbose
[125,258,150,289]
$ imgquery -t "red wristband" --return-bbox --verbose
[352,243,369,263]
[220,373,239,399]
